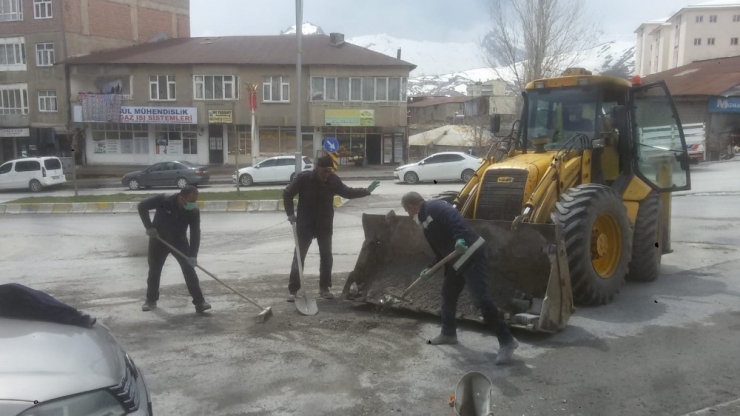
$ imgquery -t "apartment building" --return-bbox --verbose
[65,34,416,167]
[635,1,740,76]
[0,0,189,163]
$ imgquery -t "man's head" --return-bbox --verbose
[178,185,199,211]
[315,156,334,182]
[401,192,425,217]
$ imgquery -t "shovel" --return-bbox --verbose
[291,223,319,316]
[450,372,494,416]
[380,245,466,306]
[155,236,273,323]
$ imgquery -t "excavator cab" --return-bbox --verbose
[345,71,691,333]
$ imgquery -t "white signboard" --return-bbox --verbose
[119,107,197,124]
[0,128,29,137]
[73,105,197,124]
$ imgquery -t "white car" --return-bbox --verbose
[394,152,482,184]
[233,156,314,186]
[0,157,67,192]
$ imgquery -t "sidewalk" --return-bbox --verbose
[70,164,396,189]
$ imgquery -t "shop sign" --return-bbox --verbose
[119,107,197,124]
[208,110,233,124]
[0,128,29,137]
[325,109,375,126]
[708,97,740,113]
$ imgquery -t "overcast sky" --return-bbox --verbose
[191,0,695,43]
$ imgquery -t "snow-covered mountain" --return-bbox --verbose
[281,22,325,36]
[278,23,636,96]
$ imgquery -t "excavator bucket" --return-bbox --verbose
[343,211,575,333]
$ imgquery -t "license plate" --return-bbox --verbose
[52,176,60,179]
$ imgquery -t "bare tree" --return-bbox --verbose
[483,0,601,91]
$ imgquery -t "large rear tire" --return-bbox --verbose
[626,192,662,282]
[555,184,632,305]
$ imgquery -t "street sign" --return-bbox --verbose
[328,152,338,171]
[323,137,339,153]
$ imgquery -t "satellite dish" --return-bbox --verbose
[148,32,169,43]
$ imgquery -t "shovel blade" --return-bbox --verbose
[295,295,318,316]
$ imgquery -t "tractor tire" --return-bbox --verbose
[626,192,662,282]
[555,184,632,306]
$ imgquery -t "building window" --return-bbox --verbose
[37,90,56,112]
[33,0,51,19]
[694,38,702,45]
[311,77,324,100]
[732,37,739,45]
[154,124,198,155]
[696,15,703,23]
[149,75,176,101]
[262,76,290,102]
[91,123,149,155]
[734,14,740,22]
[193,75,237,100]
[0,84,28,114]
[708,38,716,45]
[375,78,388,101]
[35,43,54,67]
[0,0,23,22]
[709,15,717,23]
[0,37,26,71]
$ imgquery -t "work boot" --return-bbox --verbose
[142,301,157,312]
[494,337,519,365]
[427,333,458,345]
[286,293,296,303]
[195,301,212,313]
[319,288,335,299]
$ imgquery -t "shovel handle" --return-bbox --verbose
[291,223,308,294]
[400,247,464,299]
[154,236,266,311]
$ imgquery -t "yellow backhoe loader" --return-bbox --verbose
[344,69,692,333]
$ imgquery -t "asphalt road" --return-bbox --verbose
[1,160,740,415]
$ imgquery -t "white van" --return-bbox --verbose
[0,157,67,192]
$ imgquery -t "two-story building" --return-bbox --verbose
[635,1,740,76]
[65,34,415,167]
[0,0,189,163]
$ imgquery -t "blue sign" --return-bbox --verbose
[708,97,740,113]
[323,137,339,153]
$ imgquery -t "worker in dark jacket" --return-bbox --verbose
[138,185,210,313]
[401,191,519,365]
[284,156,380,301]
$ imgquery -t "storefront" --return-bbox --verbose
[321,109,405,166]
[0,128,30,162]
[74,104,212,165]
[707,97,740,160]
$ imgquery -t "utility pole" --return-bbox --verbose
[294,0,303,176]
[242,83,259,193]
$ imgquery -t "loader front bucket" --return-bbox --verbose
[343,212,574,333]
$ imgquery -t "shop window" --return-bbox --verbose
[150,75,176,101]
[194,75,238,100]
[35,43,54,67]
[182,132,198,155]
[0,84,28,114]
[259,127,297,156]
[262,76,289,102]
[0,0,23,22]
[0,37,27,71]
[154,124,198,156]
[33,0,51,19]
[92,123,148,154]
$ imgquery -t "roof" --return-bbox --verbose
[409,125,493,147]
[63,36,416,69]
[665,0,740,22]
[407,96,477,108]
[635,18,669,33]
[642,55,740,96]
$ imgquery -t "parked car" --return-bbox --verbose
[394,152,482,184]
[687,141,705,164]
[122,160,210,190]
[232,156,313,186]
[0,157,66,192]
[0,317,152,416]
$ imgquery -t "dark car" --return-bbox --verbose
[122,161,210,190]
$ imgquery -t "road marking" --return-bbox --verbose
[682,397,740,415]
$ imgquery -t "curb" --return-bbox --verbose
[0,197,347,214]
